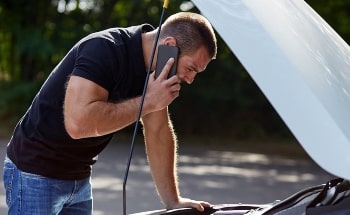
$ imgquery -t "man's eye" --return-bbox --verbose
[187,68,194,73]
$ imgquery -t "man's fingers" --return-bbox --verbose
[171,198,212,212]
[190,201,211,212]
[158,58,175,80]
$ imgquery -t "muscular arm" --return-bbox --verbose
[142,109,210,211]
[63,76,146,138]
[142,108,179,207]
[64,58,180,139]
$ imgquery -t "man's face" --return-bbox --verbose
[176,46,211,84]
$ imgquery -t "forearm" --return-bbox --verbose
[142,110,180,208]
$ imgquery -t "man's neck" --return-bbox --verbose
[141,29,158,72]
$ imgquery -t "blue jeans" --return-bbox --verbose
[3,157,93,215]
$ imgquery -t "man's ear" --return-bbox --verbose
[163,37,177,46]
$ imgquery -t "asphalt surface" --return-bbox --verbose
[0,135,334,215]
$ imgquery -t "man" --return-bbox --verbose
[3,11,217,214]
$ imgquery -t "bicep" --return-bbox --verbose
[64,75,108,109]
[63,75,109,135]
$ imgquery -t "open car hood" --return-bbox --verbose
[192,0,350,180]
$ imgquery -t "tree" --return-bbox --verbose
[0,0,349,137]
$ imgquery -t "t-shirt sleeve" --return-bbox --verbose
[72,38,117,91]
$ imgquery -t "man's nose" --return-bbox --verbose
[185,73,196,84]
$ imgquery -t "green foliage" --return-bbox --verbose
[0,0,349,138]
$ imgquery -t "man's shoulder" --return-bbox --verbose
[75,24,153,48]
[78,28,124,46]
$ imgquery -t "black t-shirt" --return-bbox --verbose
[7,24,154,180]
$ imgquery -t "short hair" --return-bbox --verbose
[160,12,217,59]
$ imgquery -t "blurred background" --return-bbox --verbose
[0,0,349,141]
[0,1,348,213]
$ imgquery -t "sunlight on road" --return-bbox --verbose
[92,176,123,191]
[178,150,318,184]
[179,165,265,177]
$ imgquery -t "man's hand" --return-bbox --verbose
[145,58,181,112]
[167,197,211,212]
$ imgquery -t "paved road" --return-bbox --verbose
[0,135,334,215]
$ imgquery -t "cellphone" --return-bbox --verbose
[154,45,179,79]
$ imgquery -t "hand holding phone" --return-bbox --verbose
[154,45,179,79]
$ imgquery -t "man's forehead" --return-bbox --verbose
[189,46,211,70]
